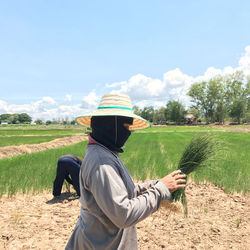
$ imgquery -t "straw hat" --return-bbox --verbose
[76,93,151,130]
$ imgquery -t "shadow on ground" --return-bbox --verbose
[46,192,79,204]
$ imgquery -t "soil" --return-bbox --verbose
[224,128,250,133]
[0,182,249,250]
[0,134,88,159]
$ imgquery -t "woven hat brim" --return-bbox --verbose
[76,109,151,131]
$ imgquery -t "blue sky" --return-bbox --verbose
[0,0,250,121]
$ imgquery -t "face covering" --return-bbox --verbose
[90,116,133,153]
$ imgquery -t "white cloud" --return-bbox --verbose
[105,81,126,88]
[238,45,250,75]
[81,91,100,109]
[104,45,250,108]
[65,94,72,102]
[193,66,236,83]
[0,97,56,114]
[163,68,192,87]
[0,100,8,114]
[32,97,56,113]
[1,45,250,120]
[110,74,166,101]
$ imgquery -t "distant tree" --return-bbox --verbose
[153,107,166,124]
[0,113,22,124]
[52,118,60,124]
[62,117,70,125]
[8,114,19,124]
[35,119,43,125]
[224,71,248,123]
[18,113,32,124]
[188,76,226,123]
[187,106,202,121]
[229,100,245,123]
[46,120,52,125]
[132,105,142,116]
[70,120,77,125]
[140,106,154,122]
[165,101,186,124]
[0,114,11,123]
[215,102,227,124]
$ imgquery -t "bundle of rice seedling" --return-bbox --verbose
[166,134,218,216]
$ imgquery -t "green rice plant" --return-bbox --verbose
[171,134,219,215]
[0,129,249,197]
[0,135,66,147]
[123,132,250,194]
[142,126,228,133]
[0,141,87,197]
[0,128,84,136]
[236,218,242,228]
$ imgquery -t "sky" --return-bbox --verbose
[0,0,250,121]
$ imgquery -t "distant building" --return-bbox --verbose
[184,114,195,124]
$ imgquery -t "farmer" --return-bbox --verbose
[65,93,186,250]
[53,154,82,197]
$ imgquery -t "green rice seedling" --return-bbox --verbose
[0,135,66,147]
[236,218,242,228]
[0,141,87,197]
[171,134,219,215]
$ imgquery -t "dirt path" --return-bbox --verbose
[0,182,249,250]
[0,134,88,159]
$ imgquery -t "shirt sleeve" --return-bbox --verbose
[154,181,172,201]
[87,164,166,229]
[133,180,157,196]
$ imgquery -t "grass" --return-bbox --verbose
[122,132,250,194]
[0,141,87,197]
[0,135,68,147]
[0,129,249,197]
[140,124,250,133]
[0,125,87,147]
[171,134,219,215]
[0,129,85,136]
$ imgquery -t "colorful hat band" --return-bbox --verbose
[97,106,132,111]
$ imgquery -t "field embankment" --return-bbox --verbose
[0,134,87,159]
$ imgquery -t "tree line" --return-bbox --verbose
[0,113,32,124]
[134,71,250,125]
[0,113,77,125]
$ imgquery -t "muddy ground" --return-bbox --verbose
[0,182,249,250]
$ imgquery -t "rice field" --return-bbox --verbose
[123,132,250,194]
[0,125,249,197]
[0,141,87,197]
[143,124,250,132]
[0,127,85,136]
[0,135,68,147]
[0,125,86,147]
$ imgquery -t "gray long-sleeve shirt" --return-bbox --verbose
[66,143,171,250]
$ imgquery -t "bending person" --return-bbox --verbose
[53,154,82,197]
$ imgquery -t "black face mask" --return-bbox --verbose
[90,116,133,153]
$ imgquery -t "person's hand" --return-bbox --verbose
[159,170,186,193]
